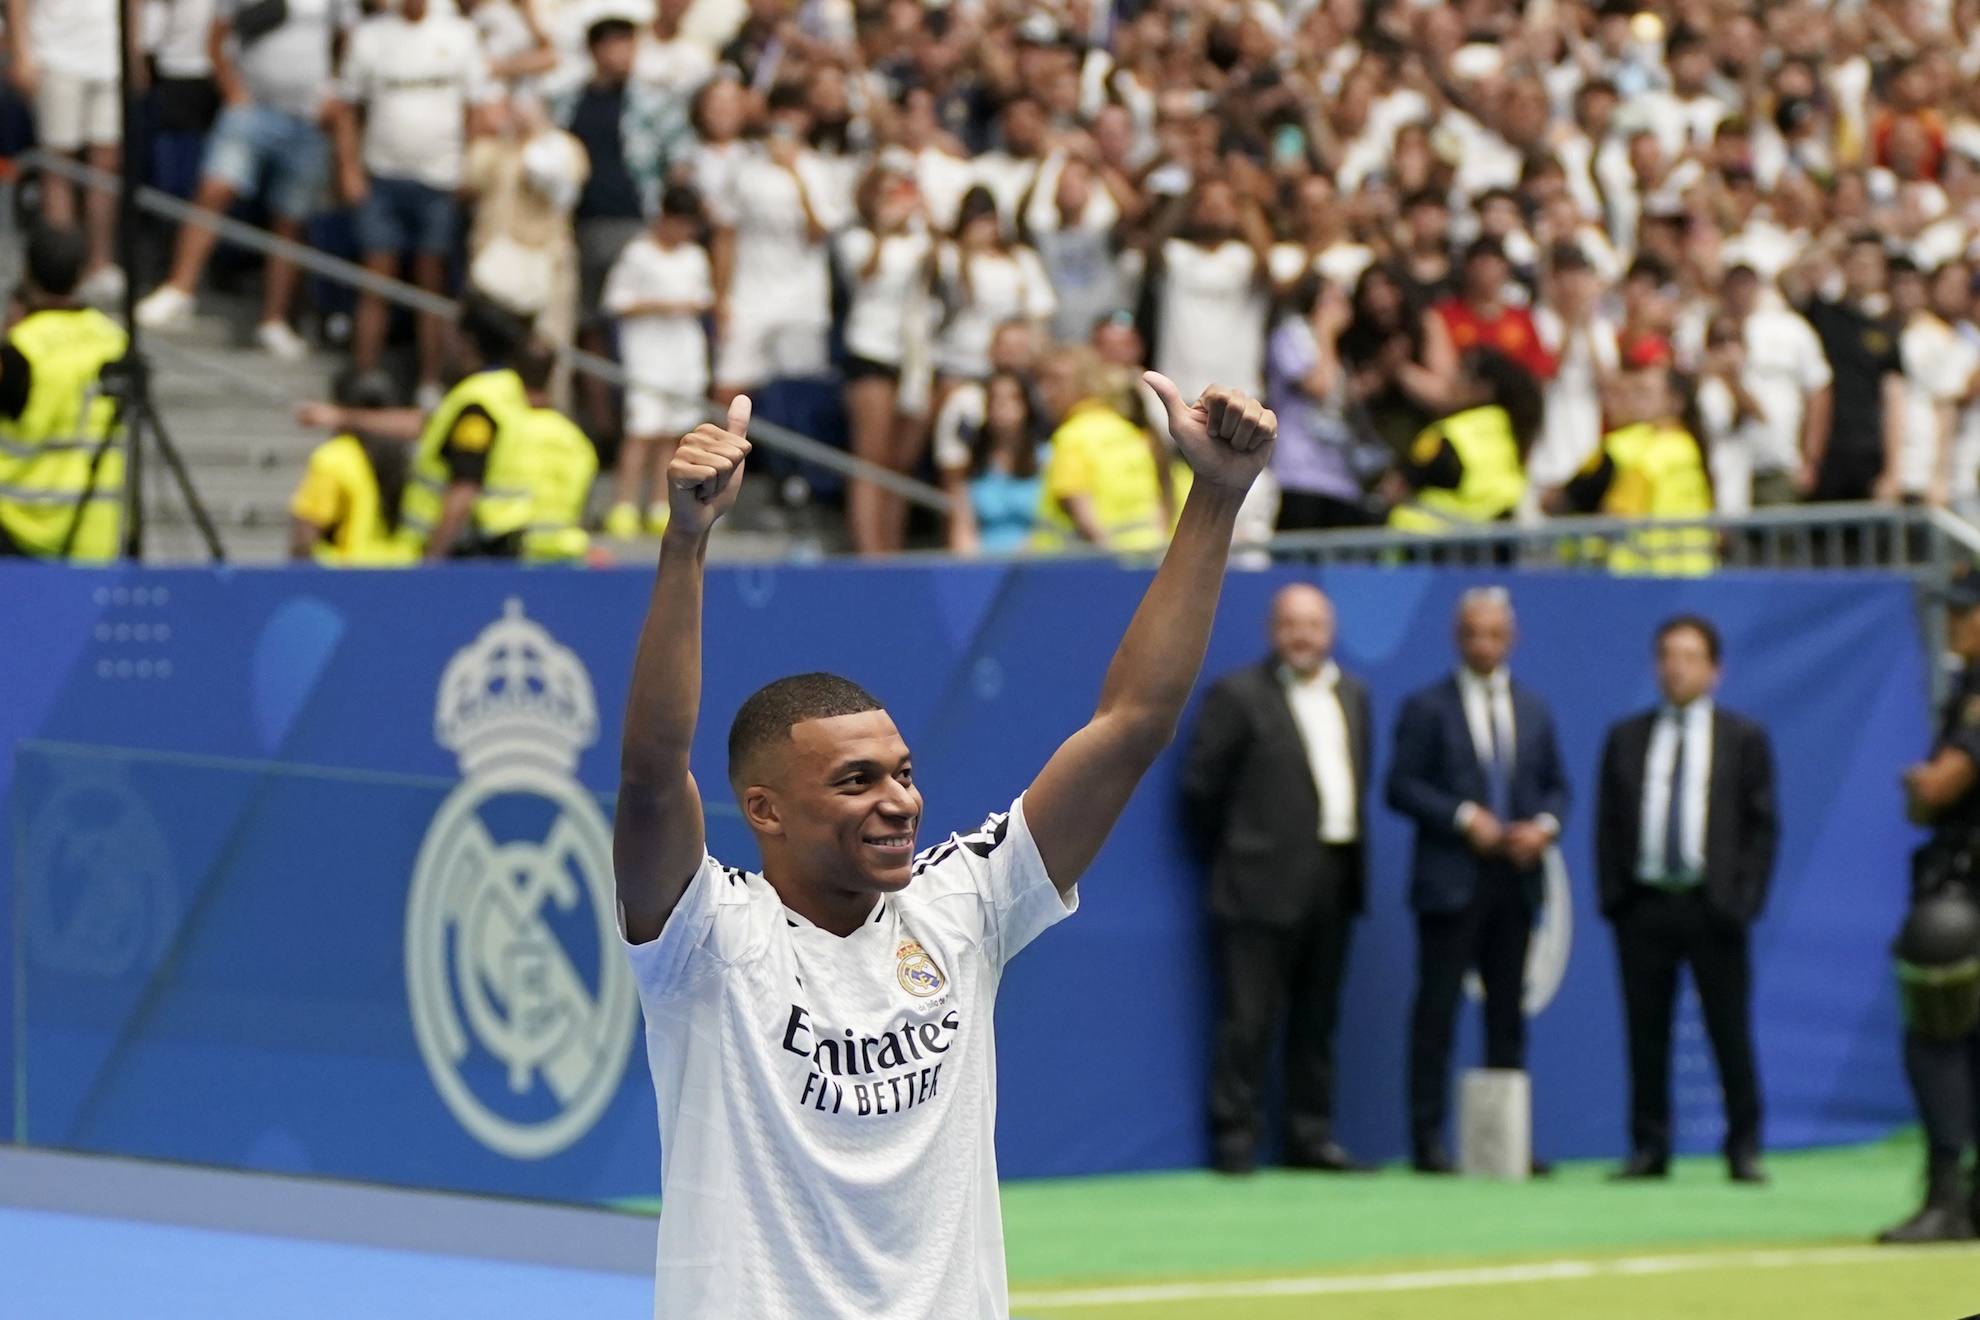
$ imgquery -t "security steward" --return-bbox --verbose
[510,339,598,563]
[288,369,419,566]
[402,294,537,560]
[1882,575,1980,1243]
[1561,349,1713,576]
[0,226,130,561]
[1387,350,1540,532]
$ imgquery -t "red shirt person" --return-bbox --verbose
[1436,238,1557,382]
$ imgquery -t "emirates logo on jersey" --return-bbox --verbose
[896,940,945,997]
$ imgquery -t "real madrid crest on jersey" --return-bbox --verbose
[896,940,945,997]
[406,599,637,1159]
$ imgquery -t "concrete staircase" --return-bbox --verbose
[0,203,837,565]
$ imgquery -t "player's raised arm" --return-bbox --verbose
[614,398,753,945]
[1025,373,1275,894]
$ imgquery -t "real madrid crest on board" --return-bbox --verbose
[406,599,637,1159]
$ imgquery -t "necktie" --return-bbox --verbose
[1486,682,1512,820]
[1663,711,1688,879]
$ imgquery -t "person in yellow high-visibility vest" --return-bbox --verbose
[0,226,130,561]
[402,294,537,559]
[288,369,419,566]
[1030,347,1170,553]
[1387,349,1543,532]
[511,339,599,563]
[1563,351,1715,576]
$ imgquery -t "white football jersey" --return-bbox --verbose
[626,795,1075,1319]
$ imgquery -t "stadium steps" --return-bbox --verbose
[1,199,829,564]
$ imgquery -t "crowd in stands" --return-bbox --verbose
[13,0,1980,560]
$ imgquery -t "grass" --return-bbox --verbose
[621,1132,1980,1318]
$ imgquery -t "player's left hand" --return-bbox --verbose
[1143,372,1275,492]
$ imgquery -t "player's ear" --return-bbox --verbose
[742,785,784,836]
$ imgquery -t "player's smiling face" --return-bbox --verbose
[754,710,923,896]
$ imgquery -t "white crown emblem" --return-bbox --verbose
[434,598,597,778]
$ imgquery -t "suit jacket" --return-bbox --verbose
[1596,706,1778,925]
[1385,673,1571,914]
[1181,658,1372,924]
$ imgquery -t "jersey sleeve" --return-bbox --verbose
[623,854,768,1002]
[1045,426,1096,500]
[908,795,1075,971]
[441,404,498,483]
[289,443,351,531]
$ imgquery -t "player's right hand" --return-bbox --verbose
[667,396,752,537]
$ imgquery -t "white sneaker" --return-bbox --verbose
[414,381,444,412]
[134,284,196,330]
[256,319,310,362]
[76,264,126,309]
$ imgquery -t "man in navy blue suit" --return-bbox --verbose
[1386,587,1570,1173]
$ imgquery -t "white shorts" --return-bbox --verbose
[37,69,121,152]
[713,316,829,390]
[625,386,707,440]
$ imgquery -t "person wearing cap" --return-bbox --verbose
[1597,614,1776,1185]
[1882,575,1980,1242]
[1433,238,1556,383]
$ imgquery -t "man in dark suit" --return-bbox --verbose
[1387,586,1570,1173]
[1598,614,1777,1183]
[1183,583,1373,1174]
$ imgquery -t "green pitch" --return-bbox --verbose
[994,1131,1980,1320]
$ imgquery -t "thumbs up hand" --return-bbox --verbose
[667,396,753,538]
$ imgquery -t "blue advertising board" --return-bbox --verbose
[0,561,1928,1201]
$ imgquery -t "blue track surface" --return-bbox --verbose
[0,1207,652,1320]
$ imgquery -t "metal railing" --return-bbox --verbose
[1261,502,1980,701]
[20,150,954,513]
[1261,502,1980,573]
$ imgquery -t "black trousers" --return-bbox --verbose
[1210,861,1355,1159]
[1409,863,1533,1153]
[1613,888,1762,1160]
[1906,1027,1980,1168]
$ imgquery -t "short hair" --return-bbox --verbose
[728,673,885,788]
[332,365,399,410]
[660,184,704,221]
[1656,613,1722,664]
[765,81,809,114]
[26,224,86,297]
[586,16,636,47]
[457,291,532,368]
[1456,585,1513,621]
[1625,254,1673,287]
[514,339,558,393]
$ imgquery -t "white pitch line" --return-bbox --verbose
[1007,1243,1980,1309]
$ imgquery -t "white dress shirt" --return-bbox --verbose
[1283,661,1358,844]
[1456,666,1516,818]
[1452,667,1560,838]
[1639,697,1714,883]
